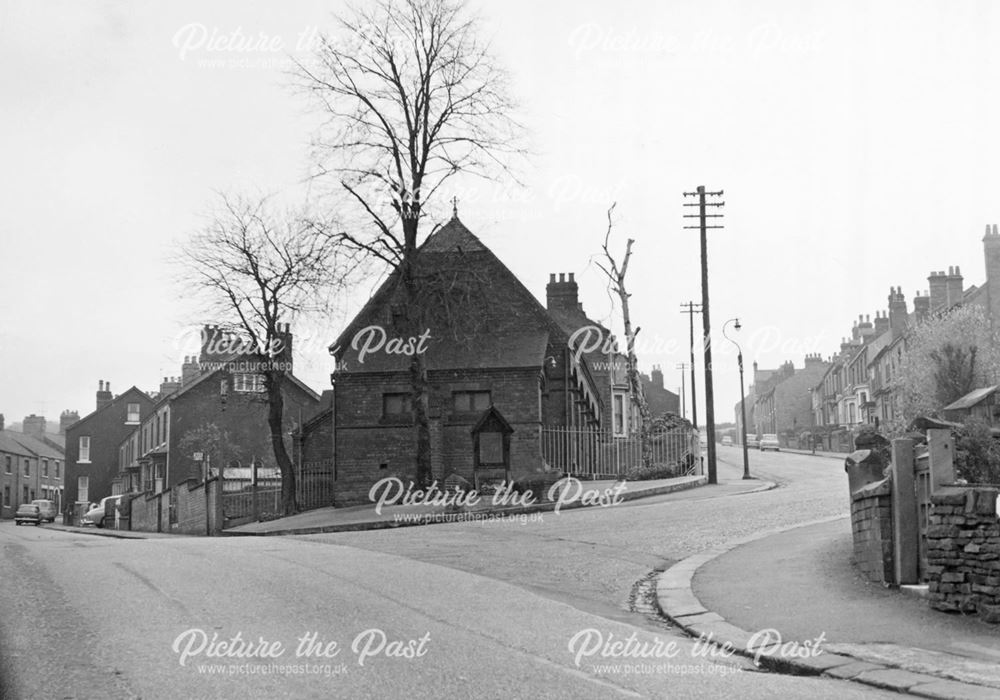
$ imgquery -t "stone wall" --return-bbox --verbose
[850,478,895,584]
[927,487,1000,622]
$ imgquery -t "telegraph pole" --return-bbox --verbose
[679,302,701,429]
[684,185,724,485]
[676,362,688,420]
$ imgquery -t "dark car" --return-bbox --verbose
[14,504,42,526]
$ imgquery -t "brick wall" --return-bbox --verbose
[128,477,221,535]
[850,478,895,584]
[927,487,1000,622]
[331,367,550,506]
[130,491,163,532]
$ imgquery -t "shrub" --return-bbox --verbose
[624,462,683,481]
[953,420,1000,485]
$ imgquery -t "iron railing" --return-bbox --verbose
[542,426,700,479]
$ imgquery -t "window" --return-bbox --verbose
[126,403,141,424]
[42,459,48,477]
[233,373,266,393]
[383,393,411,416]
[78,476,89,503]
[453,390,491,413]
[4,456,9,474]
[79,436,91,463]
[23,459,30,477]
[3,485,8,507]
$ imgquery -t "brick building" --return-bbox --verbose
[326,215,606,504]
[64,382,155,521]
[0,433,34,518]
[114,325,320,496]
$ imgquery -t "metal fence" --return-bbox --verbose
[542,426,700,480]
[220,460,334,525]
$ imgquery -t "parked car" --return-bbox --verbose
[14,504,42,526]
[759,434,780,451]
[82,495,122,528]
[31,499,57,523]
[746,436,760,449]
[721,436,733,446]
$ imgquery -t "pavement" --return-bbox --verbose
[223,473,712,535]
[656,515,1000,699]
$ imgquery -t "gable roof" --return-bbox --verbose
[64,386,153,433]
[330,216,569,372]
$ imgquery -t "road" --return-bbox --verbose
[0,446,900,699]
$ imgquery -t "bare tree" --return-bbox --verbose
[294,0,524,486]
[595,203,652,463]
[178,193,350,515]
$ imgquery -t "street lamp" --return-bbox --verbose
[723,318,751,480]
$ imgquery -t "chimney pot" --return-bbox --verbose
[559,273,565,282]
[994,224,999,236]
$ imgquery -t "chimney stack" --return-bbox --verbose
[650,365,664,389]
[182,356,201,386]
[928,270,948,312]
[96,379,113,411]
[59,409,79,434]
[888,286,909,338]
[946,265,964,307]
[0,414,4,431]
[159,376,181,396]
[546,272,580,313]
[22,414,46,436]
[983,224,1000,326]
[913,291,930,324]
[858,314,875,342]
[873,310,890,337]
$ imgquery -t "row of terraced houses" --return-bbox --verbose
[736,224,1000,450]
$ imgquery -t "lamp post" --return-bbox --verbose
[723,318,751,480]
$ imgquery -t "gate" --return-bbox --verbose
[914,446,931,582]
[219,460,335,528]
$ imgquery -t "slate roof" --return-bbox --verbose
[8,432,64,459]
[0,432,34,457]
[331,216,566,373]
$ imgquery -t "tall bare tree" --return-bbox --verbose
[178,193,350,515]
[294,0,524,486]
[595,203,651,463]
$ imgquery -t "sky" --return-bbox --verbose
[3,0,1000,428]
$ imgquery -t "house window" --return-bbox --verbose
[383,393,412,416]
[55,461,60,478]
[4,456,9,474]
[23,459,30,477]
[234,373,266,393]
[613,393,627,436]
[42,459,48,477]
[3,485,8,507]
[22,486,28,504]
[78,476,89,503]
[126,403,141,424]
[79,436,91,463]
[453,390,491,413]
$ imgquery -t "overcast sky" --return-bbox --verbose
[3,0,1000,428]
